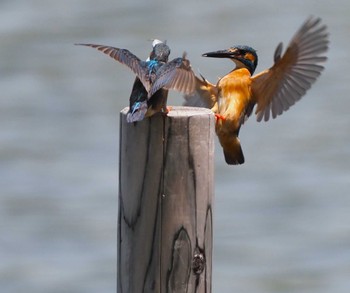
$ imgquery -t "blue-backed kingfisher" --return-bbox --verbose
[185,16,329,165]
[77,40,195,122]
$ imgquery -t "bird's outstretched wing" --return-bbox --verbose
[251,16,329,122]
[183,74,218,109]
[149,53,196,97]
[76,43,151,92]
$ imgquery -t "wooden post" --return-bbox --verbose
[118,106,215,293]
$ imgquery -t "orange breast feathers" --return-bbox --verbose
[216,68,253,125]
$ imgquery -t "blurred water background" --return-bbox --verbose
[1,0,350,292]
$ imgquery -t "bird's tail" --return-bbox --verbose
[221,136,245,165]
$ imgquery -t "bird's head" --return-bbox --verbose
[150,41,171,63]
[202,45,258,75]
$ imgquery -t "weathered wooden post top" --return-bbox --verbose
[118,106,215,293]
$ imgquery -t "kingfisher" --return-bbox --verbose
[77,39,196,122]
[185,16,329,165]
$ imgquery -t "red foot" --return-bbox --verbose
[164,106,172,114]
[215,114,226,121]
[160,106,172,117]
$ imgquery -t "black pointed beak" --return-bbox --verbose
[202,49,237,58]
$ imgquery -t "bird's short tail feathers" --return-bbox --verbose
[221,136,245,165]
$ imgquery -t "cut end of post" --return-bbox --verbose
[166,106,213,117]
[120,106,214,119]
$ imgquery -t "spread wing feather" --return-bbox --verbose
[149,55,196,97]
[76,43,152,92]
[183,74,218,109]
[251,16,329,122]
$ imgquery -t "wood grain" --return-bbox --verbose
[118,106,214,293]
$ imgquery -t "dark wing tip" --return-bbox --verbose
[274,42,283,63]
[74,43,103,48]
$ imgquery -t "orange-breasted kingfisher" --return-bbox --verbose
[77,40,195,122]
[184,16,329,165]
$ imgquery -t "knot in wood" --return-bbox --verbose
[192,252,205,275]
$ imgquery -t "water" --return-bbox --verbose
[1,0,350,292]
